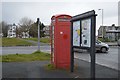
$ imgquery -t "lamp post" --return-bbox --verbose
[37,18,40,51]
[98,9,104,38]
[98,9,103,26]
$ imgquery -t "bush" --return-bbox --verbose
[98,38,111,42]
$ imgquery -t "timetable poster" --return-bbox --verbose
[81,19,91,47]
[73,21,80,46]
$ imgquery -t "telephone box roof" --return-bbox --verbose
[51,14,72,19]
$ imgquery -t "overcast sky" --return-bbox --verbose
[1,0,119,35]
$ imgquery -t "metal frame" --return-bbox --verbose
[70,10,97,79]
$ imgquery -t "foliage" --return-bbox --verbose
[1,51,50,62]
[2,38,33,46]
[40,23,46,37]
[18,17,34,31]
[17,18,46,38]
[45,64,56,70]
[1,21,9,37]
[98,38,111,42]
[29,22,38,37]
[29,22,45,38]
[17,17,34,37]
[1,17,46,38]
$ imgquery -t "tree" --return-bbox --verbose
[29,21,45,38]
[18,17,34,37]
[40,23,45,37]
[16,26,22,38]
[29,22,38,37]
[1,21,9,37]
[18,17,45,38]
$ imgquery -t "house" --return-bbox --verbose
[0,33,3,37]
[98,24,120,41]
[7,24,17,38]
[43,25,50,38]
[21,31,30,38]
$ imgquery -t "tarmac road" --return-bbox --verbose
[1,46,119,71]
[74,46,119,70]
[1,46,51,55]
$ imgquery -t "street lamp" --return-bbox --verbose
[98,9,104,38]
[98,9,104,26]
[37,18,40,51]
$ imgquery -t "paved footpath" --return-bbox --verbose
[2,61,74,78]
[2,59,119,79]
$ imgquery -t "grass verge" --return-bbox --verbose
[40,37,50,43]
[2,38,33,47]
[45,64,56,70]
[24,38,38,42]
[0,51,50,62]
[24,37,50,43]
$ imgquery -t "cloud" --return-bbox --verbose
[1,0,119,2]
[2,2,118,28]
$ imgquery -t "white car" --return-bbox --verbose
[96,40,109,53]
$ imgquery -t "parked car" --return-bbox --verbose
[96,40,109,53]
[74,40,109,53]
[118,39,120,46]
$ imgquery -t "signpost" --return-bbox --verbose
[70,10,97,79]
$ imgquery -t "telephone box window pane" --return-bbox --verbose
[52,26,54,49]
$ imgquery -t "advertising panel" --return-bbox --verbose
[81,18,91,47]
[73,21,80,46]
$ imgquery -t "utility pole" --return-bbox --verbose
[37,18,40,51]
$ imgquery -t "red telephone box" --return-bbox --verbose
[50,14,72,69]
